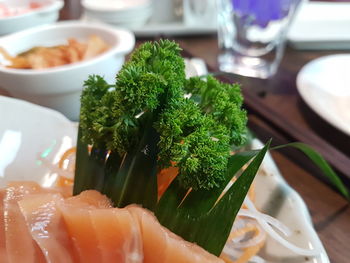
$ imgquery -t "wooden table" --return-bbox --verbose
[2,1,350,262]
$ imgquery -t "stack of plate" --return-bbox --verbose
[82,0,153,28]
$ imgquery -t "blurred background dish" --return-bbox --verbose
[297,54,350,136]
[0,21,135,120]
[80,0,350,46]
[80,0,218,36]
[0,0,64,36]
[82,0,152,28]
[287,1,350,50]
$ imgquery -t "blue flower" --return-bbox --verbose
[232,0,300,28]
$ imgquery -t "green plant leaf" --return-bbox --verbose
[155,150,259,225]
[273,142,350,200]
[102,151,123,197]
[156,141,270,256]
[73,128,89,195]
[155,178,189,230]
[107,124,159,210]
[179,150,259,217]
[73,128,107,195]
[186,140,270,256]
[74,122,159,210]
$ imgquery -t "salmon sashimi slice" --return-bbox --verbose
[127,206,166,263]
[18,193,77,263]
[59,190,111,263]
[3,182,46,263]
[1,184,224,263]
[128,206,224,263]
[0,189,7,262]
[164,230,224,263]
[90,208,143,263]
[51,184,73,198]
[65,189,112,208]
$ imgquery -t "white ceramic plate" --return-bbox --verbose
[296,54,350,136]
[0,95,77,187]
[0,95,329,262]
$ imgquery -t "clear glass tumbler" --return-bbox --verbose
[217,0,302,79]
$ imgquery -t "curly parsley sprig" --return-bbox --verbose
[78,39,247,191]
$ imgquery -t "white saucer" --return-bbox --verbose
[296,54,350,135]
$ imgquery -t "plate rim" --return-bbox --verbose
[296,54,350,136]
[252,139,329,263]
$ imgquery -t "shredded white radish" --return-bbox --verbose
[223,247,267,263]
[231,221,266,248]
[250,255,266,263]
[38,155,73,179]
[222,245,242,259]
[224,196,321,262]
[238,209,292,237]
[243,197,321,257]
[223,216,266,262]
[232,217,246,230]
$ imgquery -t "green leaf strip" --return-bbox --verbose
[272,142,350,200]
[73,128,107,195]
[155,178,189,228]
[73,128,89,195]
[178,150,259,217]
[187,140,270,256]
[111,126,159,210]
[155,142,270,256]
[102,151,123,197]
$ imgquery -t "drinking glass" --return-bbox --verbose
[217,0,302,79]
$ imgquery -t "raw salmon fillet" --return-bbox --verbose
[59,190,112,263]
[128,206,224,263]
[3,182,46,263]
[0,184,224,263]
[18,193,77,263]
[90,208,143,263]
[60,190,222,263]
[0,189,7,262]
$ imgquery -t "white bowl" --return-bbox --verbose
[82,0,153,28]
[84,6,153,22]
[0,0,64,36]
[84,10,152,28]
[0,21,135,120]
[82,0,151,13]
